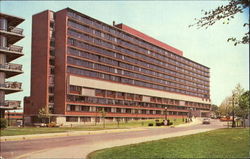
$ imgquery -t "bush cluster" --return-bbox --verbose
[0,118,7,129]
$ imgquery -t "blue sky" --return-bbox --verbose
[1,1,249,107]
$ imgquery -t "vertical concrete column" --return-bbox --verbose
[0,18,7,104]
[0,18,8,31]
[91,106,96,112]
[111,107,116,113]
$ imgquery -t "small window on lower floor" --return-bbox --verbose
[80,117,91,122]
[66,116,78,122]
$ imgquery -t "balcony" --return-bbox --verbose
[0,45,24,62]
[0,81,22,94]
[0,63,23,78]
[48,103,54,108]
[9,26,23,35]
[0,100,21,110]
[0,27,24,44]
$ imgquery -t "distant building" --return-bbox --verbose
[5,111,23,126]
[24,8,211,126]
[0,13,24,118]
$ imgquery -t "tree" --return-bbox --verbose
[0,118,7,129]
[189,0,249,46]
[219,96,233,117]
[238,90,250,127]
[99,108,106,128]
[38,107,51,124]
[239,90,250,115]
[232,83,245,115]
[211,104,220,117]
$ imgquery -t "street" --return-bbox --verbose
[1,119,225,159]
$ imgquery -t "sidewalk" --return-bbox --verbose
[0,118,202,142]
[175,117,202,127]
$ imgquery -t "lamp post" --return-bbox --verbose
[188,108,193,121]
[164,107,168,120]
[232,93,236,128]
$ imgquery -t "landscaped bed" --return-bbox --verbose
[87,128,249,159]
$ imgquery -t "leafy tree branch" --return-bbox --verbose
[189,0,249,45]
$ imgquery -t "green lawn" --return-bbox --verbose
[1,118,184,136]
[87,128,250,159]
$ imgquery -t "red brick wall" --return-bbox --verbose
[54,9,68,114]
[29,10,50,115]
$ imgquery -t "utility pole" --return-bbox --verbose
[232,93,236,128]
[164,106,168,120]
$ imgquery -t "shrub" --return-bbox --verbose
[168,122,173,126]
[148,123,153,126]
[0,118,7,129]
[47,122,57,127]
[156,122,163,126]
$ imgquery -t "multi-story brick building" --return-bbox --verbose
[0,13,24,118]
[24,8,211,125]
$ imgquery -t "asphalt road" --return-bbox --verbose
[1,119,225,159]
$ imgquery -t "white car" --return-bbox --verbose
[202,118,210,124]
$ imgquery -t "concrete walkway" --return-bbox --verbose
[14,118,224,159]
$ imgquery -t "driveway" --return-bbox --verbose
[1,119,225,159]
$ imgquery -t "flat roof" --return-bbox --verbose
[0,12,24,27]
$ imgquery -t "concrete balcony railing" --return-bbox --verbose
[0,63,22,71]
[0,81,22,90]
[9,45,23,52]
[9,26,24,35]
[0,45,23,53]
[0,100,21,109]
[48,103,54,108]
[0,27,23,36]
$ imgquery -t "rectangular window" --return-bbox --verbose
[66,116,78,122]
[80,117,91,122]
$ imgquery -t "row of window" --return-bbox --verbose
[67,66,209,98]
[68,47,209,88]
[67,37,209,87]
[66,104,189,116]
[67,57,209,94]
[66,116,91,122]
[70,85,210,108]
[67,94,210,110]
[67,28,209,81]
[67,12,209,73]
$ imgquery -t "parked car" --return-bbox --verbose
[202,118,210,124]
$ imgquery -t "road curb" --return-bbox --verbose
[0,119,202,142]
[0,128,146,142]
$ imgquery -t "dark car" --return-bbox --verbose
[202,118,210,124]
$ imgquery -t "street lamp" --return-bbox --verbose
[188,108,193,120]
[232,93,236,128]
[164,107,168,120]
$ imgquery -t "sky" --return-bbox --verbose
[1,1,249,108]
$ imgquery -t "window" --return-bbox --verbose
[81,106,90,111]
[80,117,91,122]
[116,108,121,113]
[66,116,78,122]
